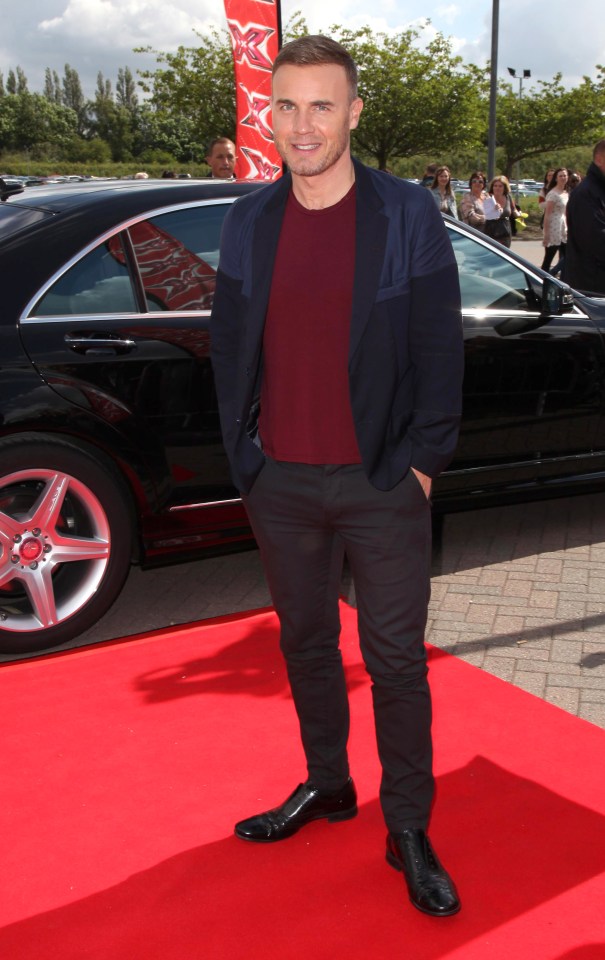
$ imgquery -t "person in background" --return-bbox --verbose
[211,34,464,919]
[420,162,438,187]
[538,168,555,208]
[459,171,488,231]
[565,139,605,295]
[548,170,582,277]
[541,167,569,272]
[205,137,237,179]
[483,175,519,248]
[161,169,176,179]
[429,166,458,218]
[134,171,149,180]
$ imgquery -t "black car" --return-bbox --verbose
[1,177,604,655]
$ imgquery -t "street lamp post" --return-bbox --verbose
[487,0,500,182]
[508,67,531,201]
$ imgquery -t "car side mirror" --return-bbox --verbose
[0,177,24,201]
[541,276,574,317]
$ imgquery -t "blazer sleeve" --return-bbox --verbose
[407,192,464,478]
[210,203,246,460]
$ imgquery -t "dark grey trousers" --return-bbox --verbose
[243,458,434,831]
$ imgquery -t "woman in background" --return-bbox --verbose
[429,165,458,218]
[541,167,569,272]
[459,171,488,231]
[483,175,519,248]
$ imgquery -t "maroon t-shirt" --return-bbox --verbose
[258,185,361,464]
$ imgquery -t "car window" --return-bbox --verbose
[447,228,535,312]
[33,235,138,316]
[127,204,229,312]
[30,202,232,318]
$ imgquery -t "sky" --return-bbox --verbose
[1,0,603,101]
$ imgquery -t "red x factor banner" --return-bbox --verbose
[224,0,283,180]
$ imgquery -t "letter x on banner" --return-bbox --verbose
[224,0,283,180]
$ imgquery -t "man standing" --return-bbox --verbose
[420,162,438,187]
[211,36,464,917]
[205,137,237,179]
[565,139,605,295]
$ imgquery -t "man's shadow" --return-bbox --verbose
[1,756,603,960]
[133,612,369,705]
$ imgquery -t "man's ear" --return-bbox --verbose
[349,97,363,131]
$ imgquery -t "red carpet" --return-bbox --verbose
[1,603,604,959]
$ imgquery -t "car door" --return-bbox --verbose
[438,225,605,503]
[19,199,239,539]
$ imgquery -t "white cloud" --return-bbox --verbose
[39,0,218,52]
[434,5,461,27]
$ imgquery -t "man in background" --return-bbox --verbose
[206,137,237,179]
[421,162,438,187]
[565,139,605,295]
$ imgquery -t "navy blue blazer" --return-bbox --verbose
[210,158,464,494]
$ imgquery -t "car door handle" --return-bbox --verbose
[64,334,137,355]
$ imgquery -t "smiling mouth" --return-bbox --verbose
[293,144,320,151]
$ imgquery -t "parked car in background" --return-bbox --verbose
[1,177,604,655]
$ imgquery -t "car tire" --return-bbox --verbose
[0,435,134,654]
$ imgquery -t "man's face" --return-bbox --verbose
[206,141,236,178]
[271,63,363,179]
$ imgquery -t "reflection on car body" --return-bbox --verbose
[1,178,605,654]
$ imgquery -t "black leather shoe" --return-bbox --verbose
[386,830,461,917]
[234,779,357,842]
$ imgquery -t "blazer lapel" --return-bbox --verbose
[349,160,389,362]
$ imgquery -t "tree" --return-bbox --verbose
[89,71,140,161]
[6,68,28,95]
[62,64,88,135]
[136,107,197,163]
[324,25,484,170]
[0,92,77,155]
[135,27,236,161]
[17,67,28,94]
[61,135,112,164]
[494,72,605,178]
[44,68,62,105]
[116,67,138,111]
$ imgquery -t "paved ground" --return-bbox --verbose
[427,496,605,729]
[511,237,544,267]
[4,491,604,731]
[5,236,603,729]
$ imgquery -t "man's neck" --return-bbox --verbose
[291,156,356,210]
